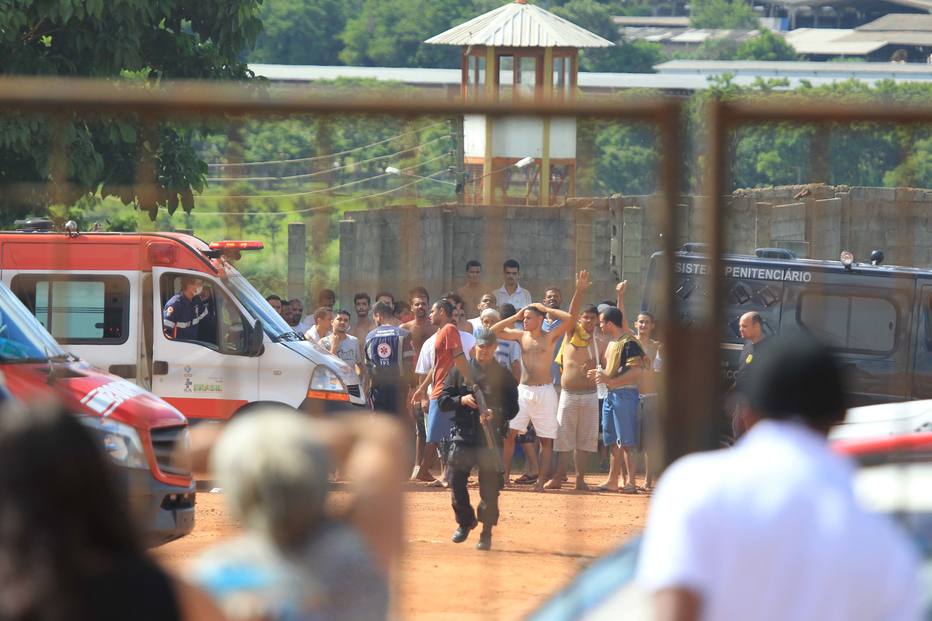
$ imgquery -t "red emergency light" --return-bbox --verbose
[208,240,264,251]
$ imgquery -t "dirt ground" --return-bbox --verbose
[154,476,649,620]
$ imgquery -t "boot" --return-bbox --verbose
[475,525,492,551]
[452,519,477,544]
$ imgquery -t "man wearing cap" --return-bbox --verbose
[636,335,920,621]
[438,328,519,551]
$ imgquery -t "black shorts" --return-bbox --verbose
[515,423,537,444]
[370,383,402,416]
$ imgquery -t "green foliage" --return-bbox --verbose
[690,37,740,60]
[551,0,665,72]
[736,30,797,61]
[249,0,350,65]
[690,0,759,29]
[339,0,465,68]
[0,0,263,224]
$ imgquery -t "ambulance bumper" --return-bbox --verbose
[116,467,196,546]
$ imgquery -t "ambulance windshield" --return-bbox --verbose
[0,283,67,362]
[224,267,298,341]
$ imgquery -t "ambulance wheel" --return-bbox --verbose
[232,401,295,418]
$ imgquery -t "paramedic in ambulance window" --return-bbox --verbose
[162,277,207,342]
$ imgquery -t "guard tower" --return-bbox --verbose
[426,0,612,206]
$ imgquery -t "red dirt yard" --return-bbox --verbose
[154,477,649,620]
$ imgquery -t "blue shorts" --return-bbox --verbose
[426,399,453,444]
[602,388,639,447]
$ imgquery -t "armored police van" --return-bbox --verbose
[641,246,932,406]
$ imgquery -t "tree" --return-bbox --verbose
[551,0,665,73]
[0,0,263,224]
[736,30,797,61]
[249,0,349,65]
[690,0,759,30]
[339,0,465,68]
[690,37,741,60]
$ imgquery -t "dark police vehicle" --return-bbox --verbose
[641,246,932,406]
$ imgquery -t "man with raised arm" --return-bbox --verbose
[490,271,589,492]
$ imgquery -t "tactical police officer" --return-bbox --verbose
[162,277,207,341]
[438,328,518,551]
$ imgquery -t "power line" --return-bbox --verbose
[189,168,452,217]
[206,120,447,169]
[206,134,451,183]
[194,151,452,202]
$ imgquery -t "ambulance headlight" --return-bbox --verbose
[309,366,346,394]
[79,417,148,469]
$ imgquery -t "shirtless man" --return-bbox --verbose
[401,289,437,482]
[491,271,587,491]
[456,260,485,319]
[547,303,600,490]
[352,292,376,341]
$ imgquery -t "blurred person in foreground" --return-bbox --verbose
[0,401,223,621]
[637,335,920,621]
[439,328,519,551]
[192,407,405,621]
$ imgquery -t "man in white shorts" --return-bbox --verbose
[491,271,588,492]
[545,303,599,490]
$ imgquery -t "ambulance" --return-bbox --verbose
[0,225,365,421]
[0,279,195,544]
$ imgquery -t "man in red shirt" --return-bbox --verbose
[412,299,471,486]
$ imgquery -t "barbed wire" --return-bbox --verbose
[206,120,447,169]
[206,134,451,183]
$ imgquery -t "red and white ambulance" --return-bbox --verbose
[0,226,365,421]
[0,280,195,544]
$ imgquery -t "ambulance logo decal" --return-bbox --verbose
[377,342,393,359]
[81,380,147,417]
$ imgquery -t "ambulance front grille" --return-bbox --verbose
[150,426,192,478]
[347,384,361,398]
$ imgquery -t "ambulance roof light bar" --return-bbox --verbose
[208,240,264,250]
[205,240,264,259]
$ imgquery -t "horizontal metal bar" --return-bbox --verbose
[0,76,678,121]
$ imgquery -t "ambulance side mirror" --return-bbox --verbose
[247,319,264,356]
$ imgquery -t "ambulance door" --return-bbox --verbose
[6,271,140,380]
[152,268,259,421]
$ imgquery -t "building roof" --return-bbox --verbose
[857,13,932,30]
[655,59,932,80]
[756,0,932,8]
[424,0,613,48]
[612,15,690,27]
[249,62,932,93]
[783,28,888,54]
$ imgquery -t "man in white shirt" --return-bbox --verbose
[637,335,920,621]
[303,307,332,343]
[493,259,532,310]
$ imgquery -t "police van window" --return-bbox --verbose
[11,275,129,345]
[798,293,896,353]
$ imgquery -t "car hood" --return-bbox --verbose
[1,362,186,430]
[280,340,361,386]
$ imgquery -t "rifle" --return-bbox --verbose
[470,381,505,474]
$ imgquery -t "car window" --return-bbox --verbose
[799,293,896,353]
[11,274,129,344]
